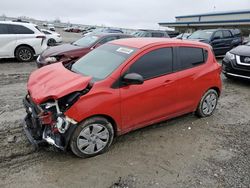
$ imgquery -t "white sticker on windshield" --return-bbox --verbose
[116,47,134,54]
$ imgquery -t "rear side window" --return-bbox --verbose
[8,25,34,34]
[0,24,9,34]
[152,32,164,37]
[230,29,241,37]
[128,48,173,80]
[179,47,206,70]
[43,31,51,35]
[223,30,232,38]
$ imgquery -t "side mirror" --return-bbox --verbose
[122,73,144,85]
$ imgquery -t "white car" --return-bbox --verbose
[0,21,47,62]
[47,24,55,31]
[41,29,63,46]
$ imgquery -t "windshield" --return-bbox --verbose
[189,30,213,40]
[71,44,137,81]
[73,35,100,47]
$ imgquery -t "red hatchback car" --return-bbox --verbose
[23,38,222,158]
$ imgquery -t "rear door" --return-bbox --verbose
[176,46,208,112]
[222,30,234,52]
[211,30,225,55]
[0,24,17,57]
[120,47,180,131]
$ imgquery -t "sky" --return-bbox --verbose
[1,0,250,29]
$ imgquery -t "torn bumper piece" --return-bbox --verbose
[23,96,77,151]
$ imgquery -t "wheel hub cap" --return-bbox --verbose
[77,124,109,155]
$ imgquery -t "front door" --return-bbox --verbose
[120,47,180,131]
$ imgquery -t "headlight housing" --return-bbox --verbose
[44,57,58,63]
[225,52,235,60]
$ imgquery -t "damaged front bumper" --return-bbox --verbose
[23,95,77,151]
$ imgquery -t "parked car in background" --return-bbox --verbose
[84,28,123,36]
[48,24,55,31]
[63,27,73,32]
[24,38,222,158]
[222,42,250,79]
[36,33,133,67]
[81,26,96,35]
[0,21,47,62]
[41,29,62,46]
[132,30,169,38]
[175,33,191,39]
[166,31,180,38]
[188,29,243,56]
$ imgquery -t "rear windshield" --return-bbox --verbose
[71,44,137,81]
[73,35,100,47]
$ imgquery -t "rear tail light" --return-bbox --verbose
[36,35,46,39]
[36,35,46,46]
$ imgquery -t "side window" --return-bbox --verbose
[43,31,51,35]
[119,35,132,39]
[223,30,232,38]
[0,24,9,34]
[8,25,34,34]
[230,29,241,37]
[144,32,151,37]
[213,31,223,39]
[152,32,164,37]
[128,48,173,80]
[179,47,206,70]
[99,36,118,45]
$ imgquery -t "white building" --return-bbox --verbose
[159,9,250,35]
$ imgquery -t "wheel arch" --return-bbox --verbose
[79,114,119,137]
[209,86,221,97]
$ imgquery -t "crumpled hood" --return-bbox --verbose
[41,43,85,58]
[28,63,91,104]
[230,45,250,56]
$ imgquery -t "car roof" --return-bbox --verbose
[94,33,132,38]
[0,21,37,27]
[110,38,210,49]
[198,29,237,32]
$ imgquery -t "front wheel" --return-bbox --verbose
[70,117,114,158]
[196,89,218,117]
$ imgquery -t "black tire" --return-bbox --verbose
[70,116,114,158]
[196,89,218,118]
[47,38,56,46]
[15,46,34,62]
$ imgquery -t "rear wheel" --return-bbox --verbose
[15,46,34,62]
[196,89,218,117]
[70,116,114,158]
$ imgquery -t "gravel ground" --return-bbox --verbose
[0,31,249,188]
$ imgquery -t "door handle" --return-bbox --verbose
[163,80,172,86]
